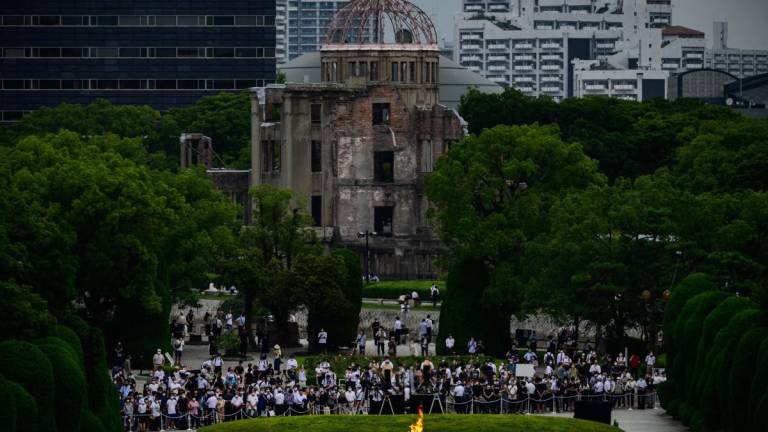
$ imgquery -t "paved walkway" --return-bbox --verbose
[548,409,687,432]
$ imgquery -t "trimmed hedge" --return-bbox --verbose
[748,339,768,430]
[5,380,37,432]
[728,328,768,431]
[62,316,122,432]
[52,325,85,364]
[0,341,57,432]
[35,338,88,432]
[662,277,768,432]
[362,280,445,300]
[80,410,106,432]
[0,375,17,432]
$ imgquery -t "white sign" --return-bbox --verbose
[165,352,175,365]
[515,363,535,378]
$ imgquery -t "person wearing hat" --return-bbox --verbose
[152,349,164,371]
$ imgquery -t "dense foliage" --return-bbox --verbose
[430,91,768,357]
[219,185,362,350]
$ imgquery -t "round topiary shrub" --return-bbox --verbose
[35,338,88,432]
[690,411,704,432]
[679,402,694,427]
[663,273,717,370]
[753,392,768,432]
[52,325,85,365]
[727,327,768,432]
[0,375,17,432]
[657,379,676,410]
[79,410,106,432]
[0,341,56,432]
[5,380,37,432]
[748,339,768,427]
[691,296,755,399]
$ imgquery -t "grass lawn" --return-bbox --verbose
[361,302,441,312]
[199,414,619,432]
[362,280,446,300]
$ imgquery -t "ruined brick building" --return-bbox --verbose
[249,0,467,279]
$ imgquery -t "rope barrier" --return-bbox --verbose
[119,390,660,429]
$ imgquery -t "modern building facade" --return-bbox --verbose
[0,0,277,123]
[253,0,465,278]
[276,0,350,64]
[454,0,671,100]
[455,1,767,102]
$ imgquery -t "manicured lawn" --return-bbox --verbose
[362,280,446,300]
[199,414,619,432]
[361,302,441,312]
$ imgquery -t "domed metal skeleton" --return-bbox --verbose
[323,0,438,46]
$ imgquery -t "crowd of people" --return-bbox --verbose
[114,309,663,430]
[116,343,662,430]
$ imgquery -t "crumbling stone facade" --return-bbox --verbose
[250,43,465,279]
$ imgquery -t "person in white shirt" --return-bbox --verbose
[445,334,455,354]
[645,352,656,372]
[318,329,328,353]
[393,317,403,343]
[468,337,477,354]
[231,392,244,418]
[152,349,164,370]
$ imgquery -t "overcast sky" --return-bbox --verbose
[414,0,768,50]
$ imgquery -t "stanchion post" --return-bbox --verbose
[187,412,192,431]
[160,414,164,431]
[500,397,503,414]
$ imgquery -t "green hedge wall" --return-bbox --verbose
[662,275,768,432]
[0,375,17,432]
[362,280,445,300]
[35,338,88,432]
[5,380,37,432]
[0,341,57,432]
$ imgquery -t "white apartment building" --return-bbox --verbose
[703,22,768,78]
[455,0,671,100]
[276,0,350,64]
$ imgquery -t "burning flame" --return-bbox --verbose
[409,405,424,432]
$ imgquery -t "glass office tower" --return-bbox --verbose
[0,0,277,123]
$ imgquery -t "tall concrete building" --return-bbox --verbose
[252,0,465,278]
[0,0,277,123]
[454,0,672,100]
[276,0,351,64]
[455,1,768,102]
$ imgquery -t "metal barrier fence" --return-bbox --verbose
[120,391,657,431]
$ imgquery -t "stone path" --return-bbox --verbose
[547,409,687,432]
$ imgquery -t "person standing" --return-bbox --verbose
[468,337,477,355]
[173,337,184,365]
[425,315,434,344]
[376,328,387,356]
[393,317,403,344]
[318,328,328,354]
[429,283,440,307]
[445,334,455,355]
[355,331,366,355]
[152,349,165,371]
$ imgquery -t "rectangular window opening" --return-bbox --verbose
[311,196,322,226]
[374,151,394,183]
[374,206,394,237]
[311,140,322,173]
[372,103,390,125]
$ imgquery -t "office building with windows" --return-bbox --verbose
[276,0,350,64]
[454,0,672,100]
[0,0,277,123]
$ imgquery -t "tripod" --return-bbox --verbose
[427,393,444,414]
[378,394,395,415]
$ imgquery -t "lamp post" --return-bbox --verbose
[358,230,377,283]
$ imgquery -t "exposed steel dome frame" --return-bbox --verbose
[323,0,438,46]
